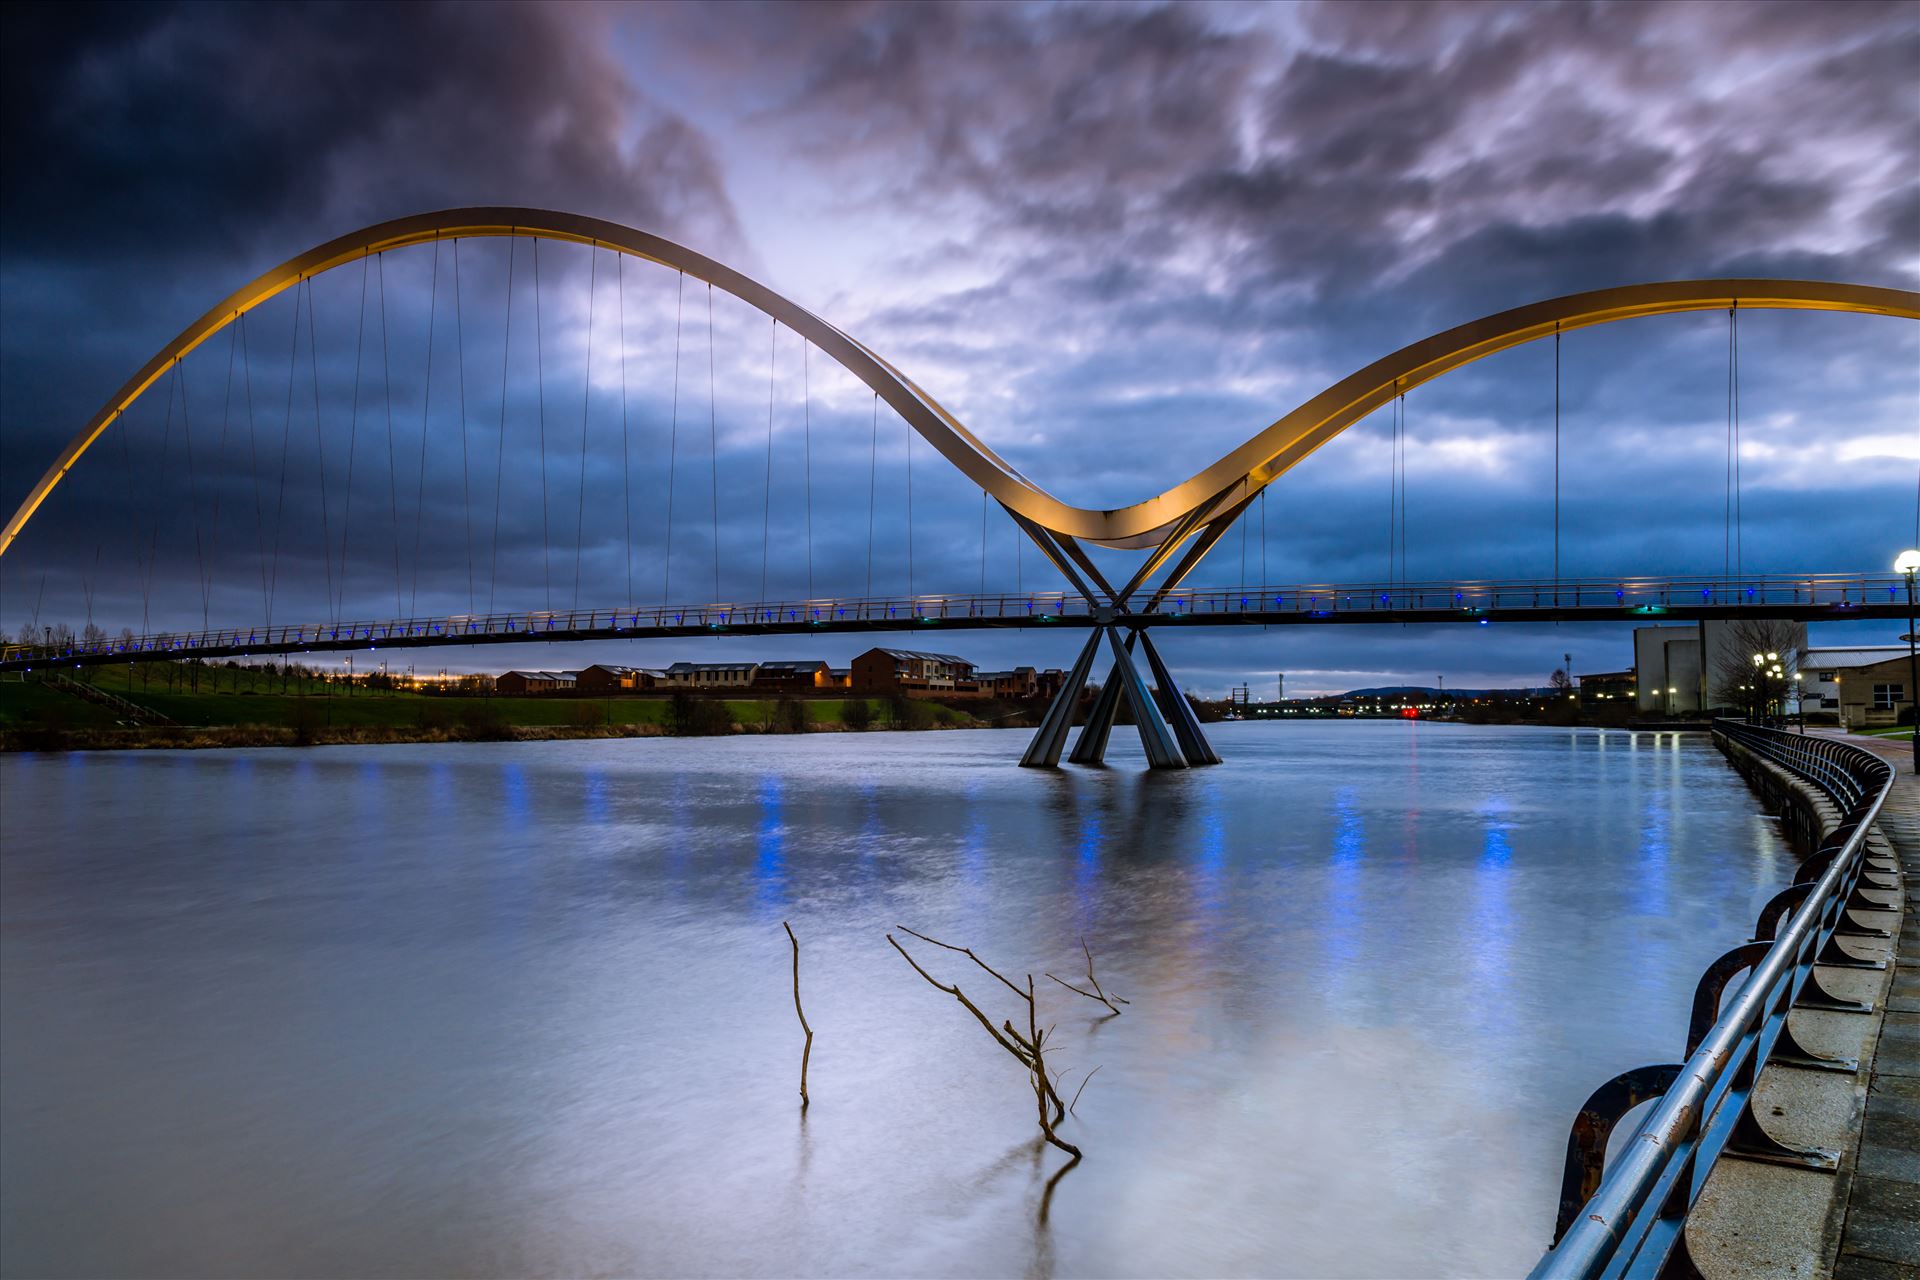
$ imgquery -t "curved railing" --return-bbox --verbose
[1532,722,1896,1279]
[3,572,1905,671]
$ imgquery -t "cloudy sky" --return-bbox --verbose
[2,0,1915,695]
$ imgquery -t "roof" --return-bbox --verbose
[1805,647,1908,670]
[756,660,828,672]
[1577,670,1635,681]
[582,664,637,675]
[502,670,576,682]
[867,647,974,665]
[666,661,758,673]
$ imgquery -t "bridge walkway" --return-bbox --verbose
[1833,733,1920,1279]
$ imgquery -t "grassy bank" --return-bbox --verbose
[0,670,1001,752]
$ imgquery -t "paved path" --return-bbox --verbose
[1833,734,1920,1280]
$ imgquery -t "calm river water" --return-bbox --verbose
[1,723,1790,1279]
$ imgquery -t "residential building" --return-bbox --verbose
[973,667,1040,697]
[851,647,976,694]
[574,664,657,694]
[1801,647,1906,716]
[496,670,577,695]
[750,660,833,691]
[1813,651,1913,729]
[664,661,759,689]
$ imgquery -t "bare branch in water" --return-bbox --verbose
[1069,1065,1102,1116]
[784,922,814,1111]
[895,924,1029,1000]
[1045,936,1129,1016]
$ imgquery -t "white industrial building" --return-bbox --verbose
[1633,620,1809,714]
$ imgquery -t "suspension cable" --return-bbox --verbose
[305,279,333,622]
[760,316,775,603]
[452,239,474,614]
[175,361,210,628]
[572,244,598,612]
[340,251,370,620]
[866,391,878,598]
[979,489,988,598]
[265,277,303,627]
[1400,391,1408,584]
[616,251,632,605]
[239,309,272,622]
[376,251,404,619]
[664,271,683,607]
[905,405,915,600]
[533,238,552,611]
[410,237,440,618]
[707,282,720,603]
[487,235,516,616]
[113,408,146,631]
[141,358,178,628]
[1728,303,1743,587]
[1390,391,1405,591]
[1733,304,1743,580]
[802,341,814,599]
[1554,325,1561,596]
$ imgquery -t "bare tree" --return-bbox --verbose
[1708,619,1803,719]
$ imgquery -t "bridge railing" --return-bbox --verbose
[1532,721,1894,1280]
[2,572,1901,668]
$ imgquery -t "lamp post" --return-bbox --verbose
[1897,549,1920,773]
[1793,672,1804,734]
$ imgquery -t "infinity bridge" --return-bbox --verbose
[3,207,1915,767]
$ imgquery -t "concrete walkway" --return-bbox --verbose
[1690,731,1916,1279]
[1832,733,1920,1280]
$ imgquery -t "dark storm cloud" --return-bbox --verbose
[3,0,1915,692]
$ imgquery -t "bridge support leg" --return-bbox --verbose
[1068,634,1132,765]
[1020,630,1105,768]
[1137,630,1220,766]
[1105,627,1187,769]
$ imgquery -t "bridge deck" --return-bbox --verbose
[4,574,1905,671]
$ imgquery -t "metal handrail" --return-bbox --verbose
[4,571,1905,669]
[1532,721,1894,1279]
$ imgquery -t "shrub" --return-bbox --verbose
[774,696,808,734]
[842,698,873,731]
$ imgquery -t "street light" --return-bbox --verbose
[1898,549,1920,773]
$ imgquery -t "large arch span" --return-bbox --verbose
[4,205,1916,559]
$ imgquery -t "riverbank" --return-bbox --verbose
[0,674,1038,752]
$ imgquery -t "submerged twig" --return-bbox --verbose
[1045,936,1130,1016]
[783,921,813,1111]
[1068,1065,1102,1116]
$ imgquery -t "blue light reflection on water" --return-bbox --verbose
[0,724,1792,1280]
[755,774,787,911]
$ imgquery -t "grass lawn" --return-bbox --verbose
[0,674,957,734]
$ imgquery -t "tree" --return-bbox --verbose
[1549,668,1573,695]
[842,697,874,731]
[1708,619,1802,721]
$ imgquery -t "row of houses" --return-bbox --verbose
[496,648,1066,699]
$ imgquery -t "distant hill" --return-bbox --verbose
[1335,685,1557,699]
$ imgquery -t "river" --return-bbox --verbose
[0,722,1790,1279]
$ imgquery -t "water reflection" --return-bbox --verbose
[0,724,1790,1279]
